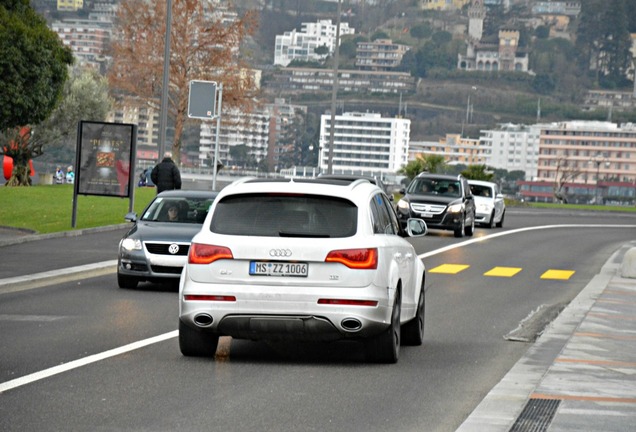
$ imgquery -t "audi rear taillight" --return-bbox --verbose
[188,243,233,264]
[325,248,377,269]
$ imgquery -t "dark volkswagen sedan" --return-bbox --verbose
[117,190,218,288]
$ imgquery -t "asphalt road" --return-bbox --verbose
[0,208,634,431]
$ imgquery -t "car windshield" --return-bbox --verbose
[210,193,357,238]
[470,184,493,198]
[408,179,461,197]
[141,197,215,224]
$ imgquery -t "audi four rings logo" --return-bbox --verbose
[269,248,292,257]
[168,244,180,255]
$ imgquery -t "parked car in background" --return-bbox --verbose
[117,190,218,288]
[468,180,505,228]
[178,177,428,363]
[396,173,475,238]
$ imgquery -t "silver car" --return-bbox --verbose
[178,177,428,363]
[117,190,218,288]
[467,180,505,228]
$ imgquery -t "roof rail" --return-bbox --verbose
[228,176,257,187]
[349,178,372,189]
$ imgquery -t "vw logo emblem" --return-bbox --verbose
[168,244,180,255]
[269,248,292,257]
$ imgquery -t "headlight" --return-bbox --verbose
[121,238,142,251]
[478,203,493,213]
[397,199,410,211]
[447,203,463,213]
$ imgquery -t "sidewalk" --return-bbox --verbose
[457,241,636,431]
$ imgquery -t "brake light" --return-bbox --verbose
[318,299,378,306]
[325,248,377,269]
[184,295,236,302]
[188,243,233,264]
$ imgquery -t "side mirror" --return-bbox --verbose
[124,212,138,223]
[406,218,428,237]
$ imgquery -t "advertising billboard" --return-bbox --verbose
[75,121,137,197]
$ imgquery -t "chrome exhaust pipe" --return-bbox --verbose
[341,318,362,332]
[194,313,213,327]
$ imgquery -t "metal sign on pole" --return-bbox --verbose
[188,80,223,190]
[188,80,217,120]
[212,84,223,191]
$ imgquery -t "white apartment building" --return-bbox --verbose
[479,123,543,180]
[318,112,410,177]
[274,20,354,67]
[199,109,270,169]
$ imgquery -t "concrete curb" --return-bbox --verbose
[0,224,130,247]
[0,260,117,295]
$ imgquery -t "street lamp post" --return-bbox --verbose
[593,155,608,205]
[158,0,172,162]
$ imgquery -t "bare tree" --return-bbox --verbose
[552,157,581,204]
[108,0,259,163]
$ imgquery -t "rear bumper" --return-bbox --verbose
[179,279,393,341]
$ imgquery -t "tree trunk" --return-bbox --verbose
[6,158,32,186]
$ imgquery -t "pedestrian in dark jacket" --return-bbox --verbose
[151,151,182,194]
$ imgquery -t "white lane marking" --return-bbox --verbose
[0,314,65,322]
[418,224,636,259]
[2,224,634,393]
[0,331,178,394]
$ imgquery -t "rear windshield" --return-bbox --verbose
[210,193,357,238]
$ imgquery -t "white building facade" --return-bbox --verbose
[199,109,270,169]
[318,112,410,177]
[274,20,354,67]
[479,123,543,180]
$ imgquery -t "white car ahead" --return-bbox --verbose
[179,177,428,363]
[467,179,505,228]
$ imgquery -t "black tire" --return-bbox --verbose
[464,213,475,236]
[179,320,219,357]
[117,272,138,289]
[488,211,496,228]
[402,281,425,346]
[496,210,505,228]
[365,290,401,364]
[454,216,465,238]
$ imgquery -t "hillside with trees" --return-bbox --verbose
[245,0,636,141]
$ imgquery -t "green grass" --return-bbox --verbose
[0,185,157,234]
[3,186,634,235]
[517,201,636,212]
